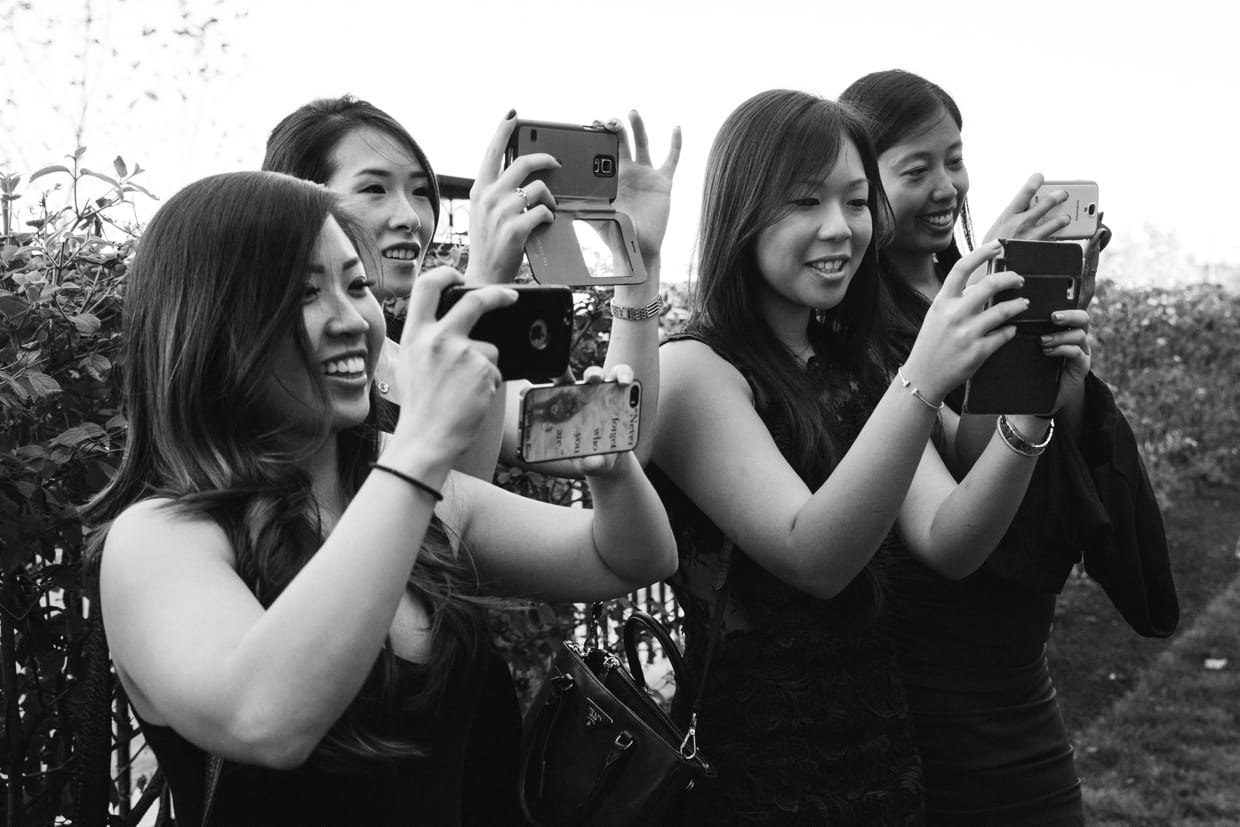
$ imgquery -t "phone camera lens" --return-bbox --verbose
[1087,203,1097,216]
[529,129,538,142]
[528,319,549,351]
[629,386,639,407]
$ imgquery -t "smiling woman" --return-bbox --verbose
[81,170,677,826]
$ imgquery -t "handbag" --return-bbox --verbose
[518,603,722,827]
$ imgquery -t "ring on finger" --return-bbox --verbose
[515,186,530,212]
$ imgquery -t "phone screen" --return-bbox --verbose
[518,381,641,463]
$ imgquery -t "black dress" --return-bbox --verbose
[137,644,522,827]
[648,333,924,826]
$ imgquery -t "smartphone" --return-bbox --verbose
[505,120,619,203]
[435,284,573,382]
[1031,180,1100,240]
[963,239,1082,415]
[517,380,641,463]
[990,239,1082,325]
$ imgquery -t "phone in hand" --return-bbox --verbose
[1032,180,1099,240]
[435,285,573,382]
[963,239,1082,415]
[505,120,620,203]
[517,380,641,463]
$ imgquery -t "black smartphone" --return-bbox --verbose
[434,284,573,382]
[504,120,619,203]
[517,380,641,463]
[962,239,1082,415]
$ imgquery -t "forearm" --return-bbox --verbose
[606,257,662,465]
[453,388,505,481]
[582,451,676,587]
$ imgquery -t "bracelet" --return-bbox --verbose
[368,463,443,502]
[995,414,1055,457]
[896,365,943,411]
[610,296,663,321]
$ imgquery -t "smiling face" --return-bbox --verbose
[263,216,386,435]
[878,108,969,262]
[753,137,873,325]
[325,127,435,300]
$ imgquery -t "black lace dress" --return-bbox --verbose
[648,334,924,826]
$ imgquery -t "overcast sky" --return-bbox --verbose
[4,0,1236,281]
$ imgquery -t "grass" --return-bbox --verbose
[1048,483,1240,824]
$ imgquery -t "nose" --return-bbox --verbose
[930,167,960,204]
[817,202,852,242]
[326,296,371,338]
[389,193,423,237]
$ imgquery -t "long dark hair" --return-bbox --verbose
[840,69,974,353]
[262,94,442,231]
[83,171,481,763]
[689,89,892,482]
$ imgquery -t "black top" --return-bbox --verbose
[648,332,924,826]
[139,644,522,827]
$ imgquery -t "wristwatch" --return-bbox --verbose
[610,296,663,321]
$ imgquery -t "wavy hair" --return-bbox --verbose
[688,89,892,482]
[83,170,481,764]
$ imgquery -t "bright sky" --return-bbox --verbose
[4,0,1237,281]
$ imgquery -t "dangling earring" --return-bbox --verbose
[814,308,826,325]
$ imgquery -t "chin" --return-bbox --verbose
[379,261,418,300]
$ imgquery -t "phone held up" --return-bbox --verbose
[962,239,1083,416]
[435,284,573,382]
[1031,180,1099,240]
[504,119,647,287]
[518,380,642,464]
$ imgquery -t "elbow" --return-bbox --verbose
[224,705,326,770]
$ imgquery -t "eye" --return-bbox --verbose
[359,183,385,195]
[848,197,870,209]
[948,156,966,171]
[903,166,929,179]
[791,197,819,208]
[301,282,321,302]
[412,185,432,199]
[350,277,377,294]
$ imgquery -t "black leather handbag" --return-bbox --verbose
[518,606,717,827]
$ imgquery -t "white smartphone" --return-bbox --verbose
[1031,180,1100,240]
[517,380,641,464]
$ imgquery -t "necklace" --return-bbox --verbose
[789,342,815,363]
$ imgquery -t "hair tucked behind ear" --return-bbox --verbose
[689,89,892,485]
[83,170,482,763]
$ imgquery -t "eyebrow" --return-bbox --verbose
[350,167,429,183]
[892,143,963,164]
[308,257,362,274]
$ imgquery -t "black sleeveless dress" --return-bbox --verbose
[137,644,521,826]
[648,333,924,826]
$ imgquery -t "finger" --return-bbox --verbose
[496,153,560,192]
[515,179,556,213]
[581,365,605,384]
[553,366,577,386]
[661,125,683,178]
[405,266,465,325]
[974,295,1030,332]
[475,110,518,187]
[941,240,1004,297]
[628,110,652,167]
[1001,173,1045,217]
[1049,309,1090,330]
[438,285,519,335]
[610,116,634,163]
[600,363,633,385]
[576,453,615,476]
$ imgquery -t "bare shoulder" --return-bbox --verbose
[103,497,236,569]
[660,338,752,403]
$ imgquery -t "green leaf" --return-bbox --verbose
[69,313,101,335]
[13,481,38,498]
[52,422,106,448]
[1,372,30,401]
[105,413,127,431]
[0,294,27,317]
[23,372,62,399]
[79,168,119,188]
[74,146,88,160]
[113,155,128,178]
[30,165,71,183]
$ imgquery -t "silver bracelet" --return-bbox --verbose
[610,296,663,321]
[896,365,943,411]
[995,414,1055,457]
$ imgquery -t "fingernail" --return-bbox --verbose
[505,109,516,120]
[1040,335,1052,345]
[1051,311,1064,322]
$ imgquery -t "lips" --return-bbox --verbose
[918,209,956,231]
[381,241,422,263]
[323,353,367,378]
[807,257,849,277]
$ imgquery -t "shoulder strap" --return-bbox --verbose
[679,538,734,759]
[200,754,224,827]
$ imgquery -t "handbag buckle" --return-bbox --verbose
[679,711,699,760]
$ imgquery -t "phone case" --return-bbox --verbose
[435,285,573,382]
[517,380,642,463]
[963,240,1081,414]
[1032,180,1100,240]
[505,120,619,203]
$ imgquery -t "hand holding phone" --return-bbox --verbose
[435,284,573,382]
[1031,180,1100,240]
[517,379,642,463]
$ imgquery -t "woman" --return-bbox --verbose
[262,96,680,477]
[84,171,677,826]
[840,68,1177,826]
[646,89,1091,824]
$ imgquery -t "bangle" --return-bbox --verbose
[368,463,443,502]
[896,365,943,411]
[995,414,1055,457]
[610,296,663,321]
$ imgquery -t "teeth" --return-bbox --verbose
[383,248,418,261]
[323,356,365,376]
[922,212,954,228]
[808,260,845,275]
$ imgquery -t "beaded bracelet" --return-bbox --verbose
[896,365,944,411]
[610,296,663,321]
[368,463,444,502]
[995,414,1055,458]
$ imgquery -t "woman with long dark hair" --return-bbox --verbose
[840,68,1176,826]
[84,170,676,825]
[646,88,1092,824]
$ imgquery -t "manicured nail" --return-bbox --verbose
[1040,335,1053,345]
[1051,311,1065,322]
[505,109,516,120]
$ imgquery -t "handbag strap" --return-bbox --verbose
[200,753,223,827]
[680,537,734,760]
